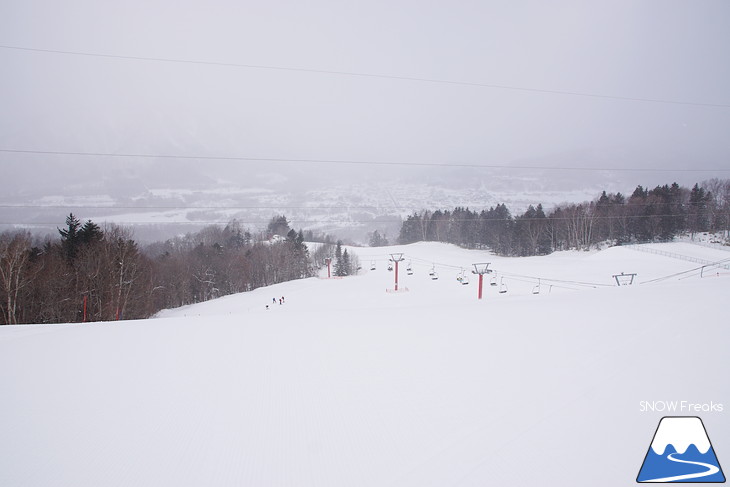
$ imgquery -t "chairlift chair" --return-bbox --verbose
[532,279,541,295]
[490,275,497,286]
[431,272,439,280]
[370,261,376,271]
[406,261,413,275]
[499,277,508,294]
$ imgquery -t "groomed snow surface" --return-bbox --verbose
[1,241,729,486]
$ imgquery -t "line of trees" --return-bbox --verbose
[398,179,730,256]
[1,215,329,325]
[1,215,153,324]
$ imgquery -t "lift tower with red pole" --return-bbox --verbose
[472,263,492,300]
[390,253,405,291]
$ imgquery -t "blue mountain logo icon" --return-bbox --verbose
[637,416,725,483]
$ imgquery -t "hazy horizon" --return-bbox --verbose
[2,1,729,241]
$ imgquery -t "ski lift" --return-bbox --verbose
[370,261,376,271]
[490,275,497,286]
[406,261,413,275]
[499,277,508,294]
[387,263,393,271]
[532,278,541,295]
[457,269,469,285]
[613,272,636,286]
[429,265,439,280]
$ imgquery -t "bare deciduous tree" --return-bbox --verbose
[0,231,35,324]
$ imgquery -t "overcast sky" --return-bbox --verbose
[2,0,730,205]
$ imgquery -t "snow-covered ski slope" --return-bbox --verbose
[1,242,729,487]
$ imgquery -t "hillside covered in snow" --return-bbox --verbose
[1,241,729,486]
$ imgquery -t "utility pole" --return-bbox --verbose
[472,263,492,300]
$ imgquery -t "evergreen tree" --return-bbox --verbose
[58,213,82,261]
[368,230,389,247]
[398,214,423,244]
[334,241,343,276]
[536,204,553,255]
[224,219,248,249]
[428,210,448,242]
[594,191,613,242]
[79,220,104,245]
[267,215,291,237]
[631,185,648,199]
[610,192,630,244]
[627,187,650,242]
[335,241,342,261]
[486,204,514,255]
[688,183,711,237]
[333,241,352,276]
[285,228,310,279]
[341,249,352,276]
[668,182,686,236]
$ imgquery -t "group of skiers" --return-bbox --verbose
[265,296,285,310]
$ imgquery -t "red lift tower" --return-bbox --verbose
[390,253,405,291]
[472,263,492,300]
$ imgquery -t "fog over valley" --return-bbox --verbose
[2,1,729,241]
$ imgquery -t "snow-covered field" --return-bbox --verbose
[1,242,729,486]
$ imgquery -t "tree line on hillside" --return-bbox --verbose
[398,180,730,256]
[0,215,337,325]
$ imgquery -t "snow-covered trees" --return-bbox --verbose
[333,241,355,277]
[368,230,389,247]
